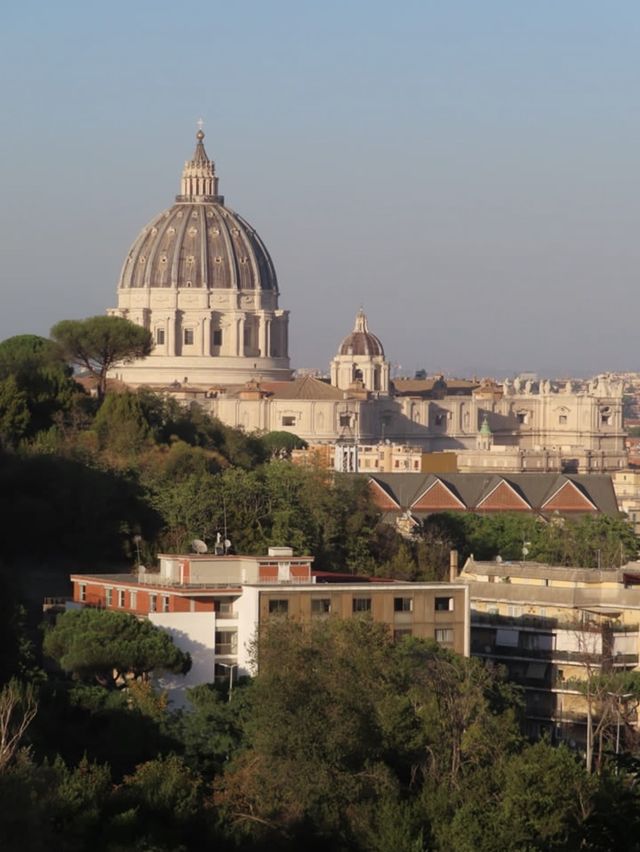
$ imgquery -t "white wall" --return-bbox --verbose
[149,612,216,708]
[234,587,260,676]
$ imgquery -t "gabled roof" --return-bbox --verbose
[368,478,402,511]
[541,478,598,513]
[412,478,466,511]
[366,472,619,517]
[261,375,345,400]
[475,479,531,512]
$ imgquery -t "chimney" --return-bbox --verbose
[449,550,459,583]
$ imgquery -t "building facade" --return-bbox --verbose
[460,557,640,744]
[69,548,469,703]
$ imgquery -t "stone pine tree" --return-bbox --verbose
[51,316,153,401]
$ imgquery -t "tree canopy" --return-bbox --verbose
[50,316,153,400]
[43,609,191,688]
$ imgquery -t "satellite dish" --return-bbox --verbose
[496,555,503,563]
[191,539,208,554]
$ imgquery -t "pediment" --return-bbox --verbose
[412,479,466,512]
[368,479,401,511]
[542,480,597,513]
[476,479,531,512]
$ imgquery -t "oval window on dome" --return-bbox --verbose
[214,257,223,264]
[139,256,146,264]
[151,227,158,235]
[240,257,249,264]
[168,227,176,235]
[160,256,168,264]
[177,211,183,218]
[209,228,220,236]
[191,211,198,219]
[231,228,240,236]
[188,227,198,237]
[186,256,195,266]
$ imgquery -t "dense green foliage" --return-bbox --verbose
[2,618,640,851]
[419,511,638,576]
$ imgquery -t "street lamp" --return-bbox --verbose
[217,662,238,702]
[606,691,634,755]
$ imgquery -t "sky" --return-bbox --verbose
[2,0,640,378]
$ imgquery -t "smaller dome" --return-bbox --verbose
[338,310,384,357]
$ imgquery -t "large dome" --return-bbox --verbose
[119,138,278,291]
[109,129,291,388]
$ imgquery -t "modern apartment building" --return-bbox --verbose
[460,557,640,744]
[69,548,469,704]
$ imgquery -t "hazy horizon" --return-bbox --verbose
[2,1,640,379]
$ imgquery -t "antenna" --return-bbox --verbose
[191,539,208,554]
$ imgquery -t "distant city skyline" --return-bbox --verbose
[2,1,640,378]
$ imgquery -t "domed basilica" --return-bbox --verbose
[109,130,291,386]
[107,130,625,473]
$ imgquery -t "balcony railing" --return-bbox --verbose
[472,610,640,634]
[471,642,638,667]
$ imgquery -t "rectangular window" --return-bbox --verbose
[339,413,351,427]
[149,594,157,613]
[311,598,332,615]
[214,598,234,616]
[435,596,454,612]
[394,629,412,641]
[352,597,372,613]
[517,412,528,424]
[215,629,238,656]
[559,414,567,424]
[162,595,170,613]
[79,583,86,603]
[394,597,413,612]
[105,587,113,607]
[269,599,289,615]
[130,590,137,609]
[184,328,194,345]
[435,628,454,644]
[118,589,126,608]
[434,413,446,427]
[213,329,222,346]
[282,416,296,427]
[156,328,165,345]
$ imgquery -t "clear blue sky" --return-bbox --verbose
[2,0,640,377]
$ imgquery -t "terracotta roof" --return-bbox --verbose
[260,375,345,400]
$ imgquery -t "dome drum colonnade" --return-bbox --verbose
[109,130,291,387]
